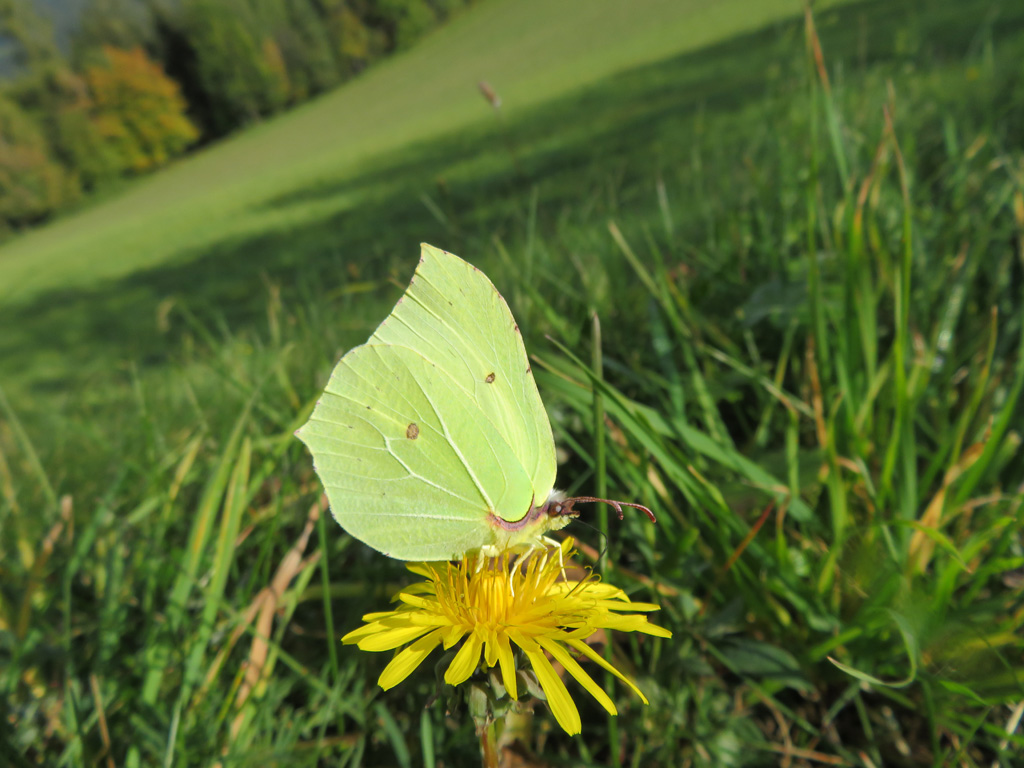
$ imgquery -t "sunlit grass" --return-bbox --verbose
[0,0,848,306]
[2,0,1023,765]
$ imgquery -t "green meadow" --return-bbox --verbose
[3,0,1024,765]
[0,0,843,306]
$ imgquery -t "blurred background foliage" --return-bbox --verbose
[0,0,471,231]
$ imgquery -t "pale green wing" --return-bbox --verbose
[297,344,537,561]
[368,244,557,521]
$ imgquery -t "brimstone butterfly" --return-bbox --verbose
[296,244,653,561]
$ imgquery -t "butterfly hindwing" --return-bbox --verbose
[299,344,536,560]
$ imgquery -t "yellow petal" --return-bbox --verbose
[343,613,439,644]
[506,627,539,654]
[361,610,402,621]
[342,623,384,645]
[442,624,467,650]
[396,593,442,610]
[560,626,600,643]
[606,600,662,612]
[522,645,581,736]
[642,625,673,638]
[624,619,673,638]
[401,582,438,595]
[600,614,672,636]
[537,636,616,716]
[566,638,649,705]
[378,628,446,690]
[364,611,448,630]
[357,623,434,652]
[444,629,483,686]
[496,631,518,701]
[360,610,428,626]
[484,628,498,668]
[514,605,561,625]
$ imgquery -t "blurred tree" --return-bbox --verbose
[431,0,470,21]
[177,0,289,134]
[150,2,214,136]
[323,1,380,75]
[85,45,199,172]
[0,0,472,232]
[5,67,121,191]
[0,0,61,74]
[274,0,341,100]
[371,0,437,51]
[71,0,155,67]
[261,35,292,104]
[45,67,121,188]
[0,95,72,229]
[0,0,116,202]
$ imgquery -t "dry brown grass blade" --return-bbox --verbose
[197,589,269,704]
[1014,189,1024,265]
[908,442,985,573]
[0,429,20,517]
[167,434,203,506]
[764,742,850,766]
[16,495,72,639]
[723,501,774,574]
[805,337,828,451]
[200,497,325,706]
[90,673,116,768]
[803,3,832,97]
[993,699,1024,768]
[228,498,323,738]
[754,687,795,768]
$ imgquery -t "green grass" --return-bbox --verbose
[4,0,1024,765]
[0,0,847,306]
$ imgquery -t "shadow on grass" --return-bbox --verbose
[1,0,1020,400]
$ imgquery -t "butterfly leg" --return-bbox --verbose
[538,535,567,580]
[508,543,540,597]
[508,548,525,597]
[477,543,506,571]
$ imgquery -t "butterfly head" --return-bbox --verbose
[544,492,656,525]
[541,489,576,532]
[486,491,656,554]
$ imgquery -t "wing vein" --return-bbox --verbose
[414,368,498,511]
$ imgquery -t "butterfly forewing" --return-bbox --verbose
[369,244,557,522]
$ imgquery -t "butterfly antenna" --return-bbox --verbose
[572,518,611,560]
[558,496,657,523]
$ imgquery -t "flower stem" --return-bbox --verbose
[479,718,499,768]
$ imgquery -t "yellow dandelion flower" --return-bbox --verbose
[341,538,671,735]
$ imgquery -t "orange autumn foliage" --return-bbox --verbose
[85,45,199,173]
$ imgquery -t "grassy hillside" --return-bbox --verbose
[0,0,846,305]
[3,0,1024,765]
